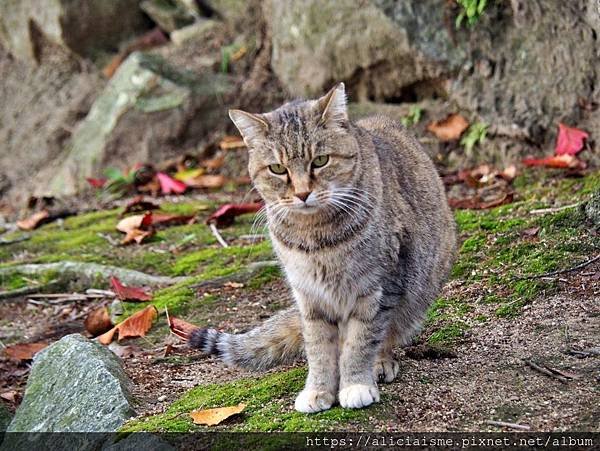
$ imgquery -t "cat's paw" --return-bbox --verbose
[294,389,335,413]
[338,384,380,409]
[373,358,399,383]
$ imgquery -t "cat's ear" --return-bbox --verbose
[228,109,269,147]
[316,82,348,128]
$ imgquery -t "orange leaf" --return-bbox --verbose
[17,210,50,231]
[184,174,227,189]
[98,305,158,345]
[84,307,113,337]
[4,342,48,361]
[522,154,586,170]
[426,114,469,141]
[219,135,246,150]
[190,403,246,426]
[555,123,589,156]
[166,308,199,341]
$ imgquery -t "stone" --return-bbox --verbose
[170,19,219,46]
[140,0,195,33]
[43,51,232,197]
[205,0,257,26]
[6,334,135,432]
[0,0,148,63]
[265,0,599,145]
[584,190,600,229]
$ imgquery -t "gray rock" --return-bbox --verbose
[6,334,135,432]
[0,403,12,432]
[43,51,232,196]
[584,190,600,229]
[0,0,148,63]
[265,0,598,145]
[140,0,195,32]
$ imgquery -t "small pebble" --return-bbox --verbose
[157,395,167,402]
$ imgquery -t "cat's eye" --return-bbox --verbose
[312,155,329,168]
[268,163,287,175]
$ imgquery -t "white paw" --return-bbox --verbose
[373,359,400,383]
[294,389,335,413]
[339,384,380,409]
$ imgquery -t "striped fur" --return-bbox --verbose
[192,83,456,412]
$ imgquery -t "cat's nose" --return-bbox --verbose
[295,191,311,202]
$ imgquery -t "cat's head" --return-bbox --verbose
[229,83,362,216]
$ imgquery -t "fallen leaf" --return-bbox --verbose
[98,305,158,345]
[157,172,187,195]
[87,178,107,188]
[167,308,199,341]
[110,276,152,302]
[224,281,244,289]
[121,228,154,245]
[426,114,469,141]
[522,154,587,170]
[4,342,48,361]
[206,202,263,228]
[555,123,589,156]
[84,307,113,337]
[0,391,17,403]
[448,192,513,210]
[184,174,227,189]
[122,196,160,215]
[521,226,540,238]
[174,168,204,183]
[499,165,517,181]
[219,135,246,150]
[202,155,225,170]
[16,210,50,230]
[190,403,246,426]
[116,212,153,233]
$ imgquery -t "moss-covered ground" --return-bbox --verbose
[1,170,598,432]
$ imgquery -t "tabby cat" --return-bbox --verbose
[190,83,456,412]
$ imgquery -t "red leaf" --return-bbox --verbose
[166,308,199,341]
[4,342,48,361]
[87,178,107,188]
[206,202,263,228]
[110,276,152,302]
[157,172,187,195]
[448,192,513,210]
[150,212,196,227]
[555,123,589,156]
[522,154,586,170]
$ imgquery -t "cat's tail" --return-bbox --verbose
[188,306,304,370]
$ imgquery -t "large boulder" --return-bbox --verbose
[42,51,232,197]
[6,334,135,432]
[0,0,148,63]
[265,0,598,145]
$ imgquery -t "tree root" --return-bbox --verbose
[0,261,187,288]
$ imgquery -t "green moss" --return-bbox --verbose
[121,367,373,433]
[427,321,468,344]
[247,265,281,290]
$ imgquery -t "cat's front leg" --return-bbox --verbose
[338,290,390,409]
[294,297,339,413]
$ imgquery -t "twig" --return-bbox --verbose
[517,254,600,280]
[0,261,187,287]
[530,203,580,215]
[524,360,569,384]
[0,235,31,245]
[486,420,531,431]
[86,289,116,297]
[0,281,60,301]
[209,223,229,248]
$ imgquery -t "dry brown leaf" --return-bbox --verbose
[116,214,148,233]
[121,228,154,245]
[167,309,199,341]
[98,305,158,345]
[190,403,246,426]
[219,135,246,150]
[4,342,48,361]
[184,174,227,189]
[17,210,50,231]
[427,114,469,141]
[202,155,225,170]
[84,307,113,337]
[0,391,17,403]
